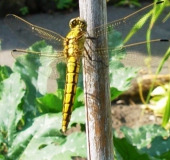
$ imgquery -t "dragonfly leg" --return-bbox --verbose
[84,45,108,68]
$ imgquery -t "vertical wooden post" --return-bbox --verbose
[79,0,114,160]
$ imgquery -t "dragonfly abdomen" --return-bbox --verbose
[61,57,80,133]
[61,17,87,133]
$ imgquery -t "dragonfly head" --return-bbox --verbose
[69,17,87,31]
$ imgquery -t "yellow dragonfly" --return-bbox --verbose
[5,1,170,133]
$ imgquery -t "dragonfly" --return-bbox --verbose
[5,1,170,133]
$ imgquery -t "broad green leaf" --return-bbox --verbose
[51,132,86,159]
[0,73,25,145]
[8,113,63,159]
[109,65,138,99]
[157,150,170,159]
[107,25,139,100]
[114,136,152,160]
[16,124,86,160]
[110,87,123,101]
[0,66,12,82]
[12,40,54,122]
[13,40,51,95]
[55,89,64,99]
[36,92,63,113]
[141,136,170,158]
[108,28,139,100]
[120,125,169,149]
[51,151,73,160]
[55,0,73,9]
[36,87,84,114]
[0,155,5,160]
[74,87,84,109]
[108,29,125,60]
[56,62,66,89]
[70,106,85,128]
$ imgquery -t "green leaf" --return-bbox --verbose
[114,136,152,160]
[10,113,86,160]
[51,132,86,159]
[158,150,170,159]
[107,24,138,99]
[74,87,84,109]
[56,62,66,89]
[70,106,85,128]
[36,87,84,114]
[0,66,12,82]
[36,92,63,113]
[0,73,25,145]
[110,87,123,101]
[55,0,73,9]
[107,28,139,100]
[131,1,141,7]
[141,136,170,158]
[0,155,5,160]
[108,29,124,55]
[8,113,63,159]
[12,40,55,122]
[14,40,53,94]
[109,65,138,99]
[120,125,169,149]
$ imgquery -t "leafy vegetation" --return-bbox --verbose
[0,63,86,159]
[114,125,170,160]
[1,1,170,159]
[115,0,141,8]
[145,83,170,130]
[0,0,144,17]
[0,37,170,159]
[19,7,29,16]
[54,0,74,9]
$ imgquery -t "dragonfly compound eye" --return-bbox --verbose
[69,18,78,29]
[69,17,87,31]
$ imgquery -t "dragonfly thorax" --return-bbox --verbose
[63,18,87,59]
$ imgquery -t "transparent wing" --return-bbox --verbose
[5,14,64,50]
[5,14,67,79]
[90,0,170,74]
[12,49,67,79]
[93,1,168,45]
[96,39,170,74]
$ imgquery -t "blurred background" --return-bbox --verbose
[0,0,154,17]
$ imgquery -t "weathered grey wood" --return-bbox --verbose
[79,0,114,159]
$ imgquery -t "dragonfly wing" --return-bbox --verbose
[5,14,64,50]
[93,1,168,45]
[12,49,67,79]
[96,39,170,73]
